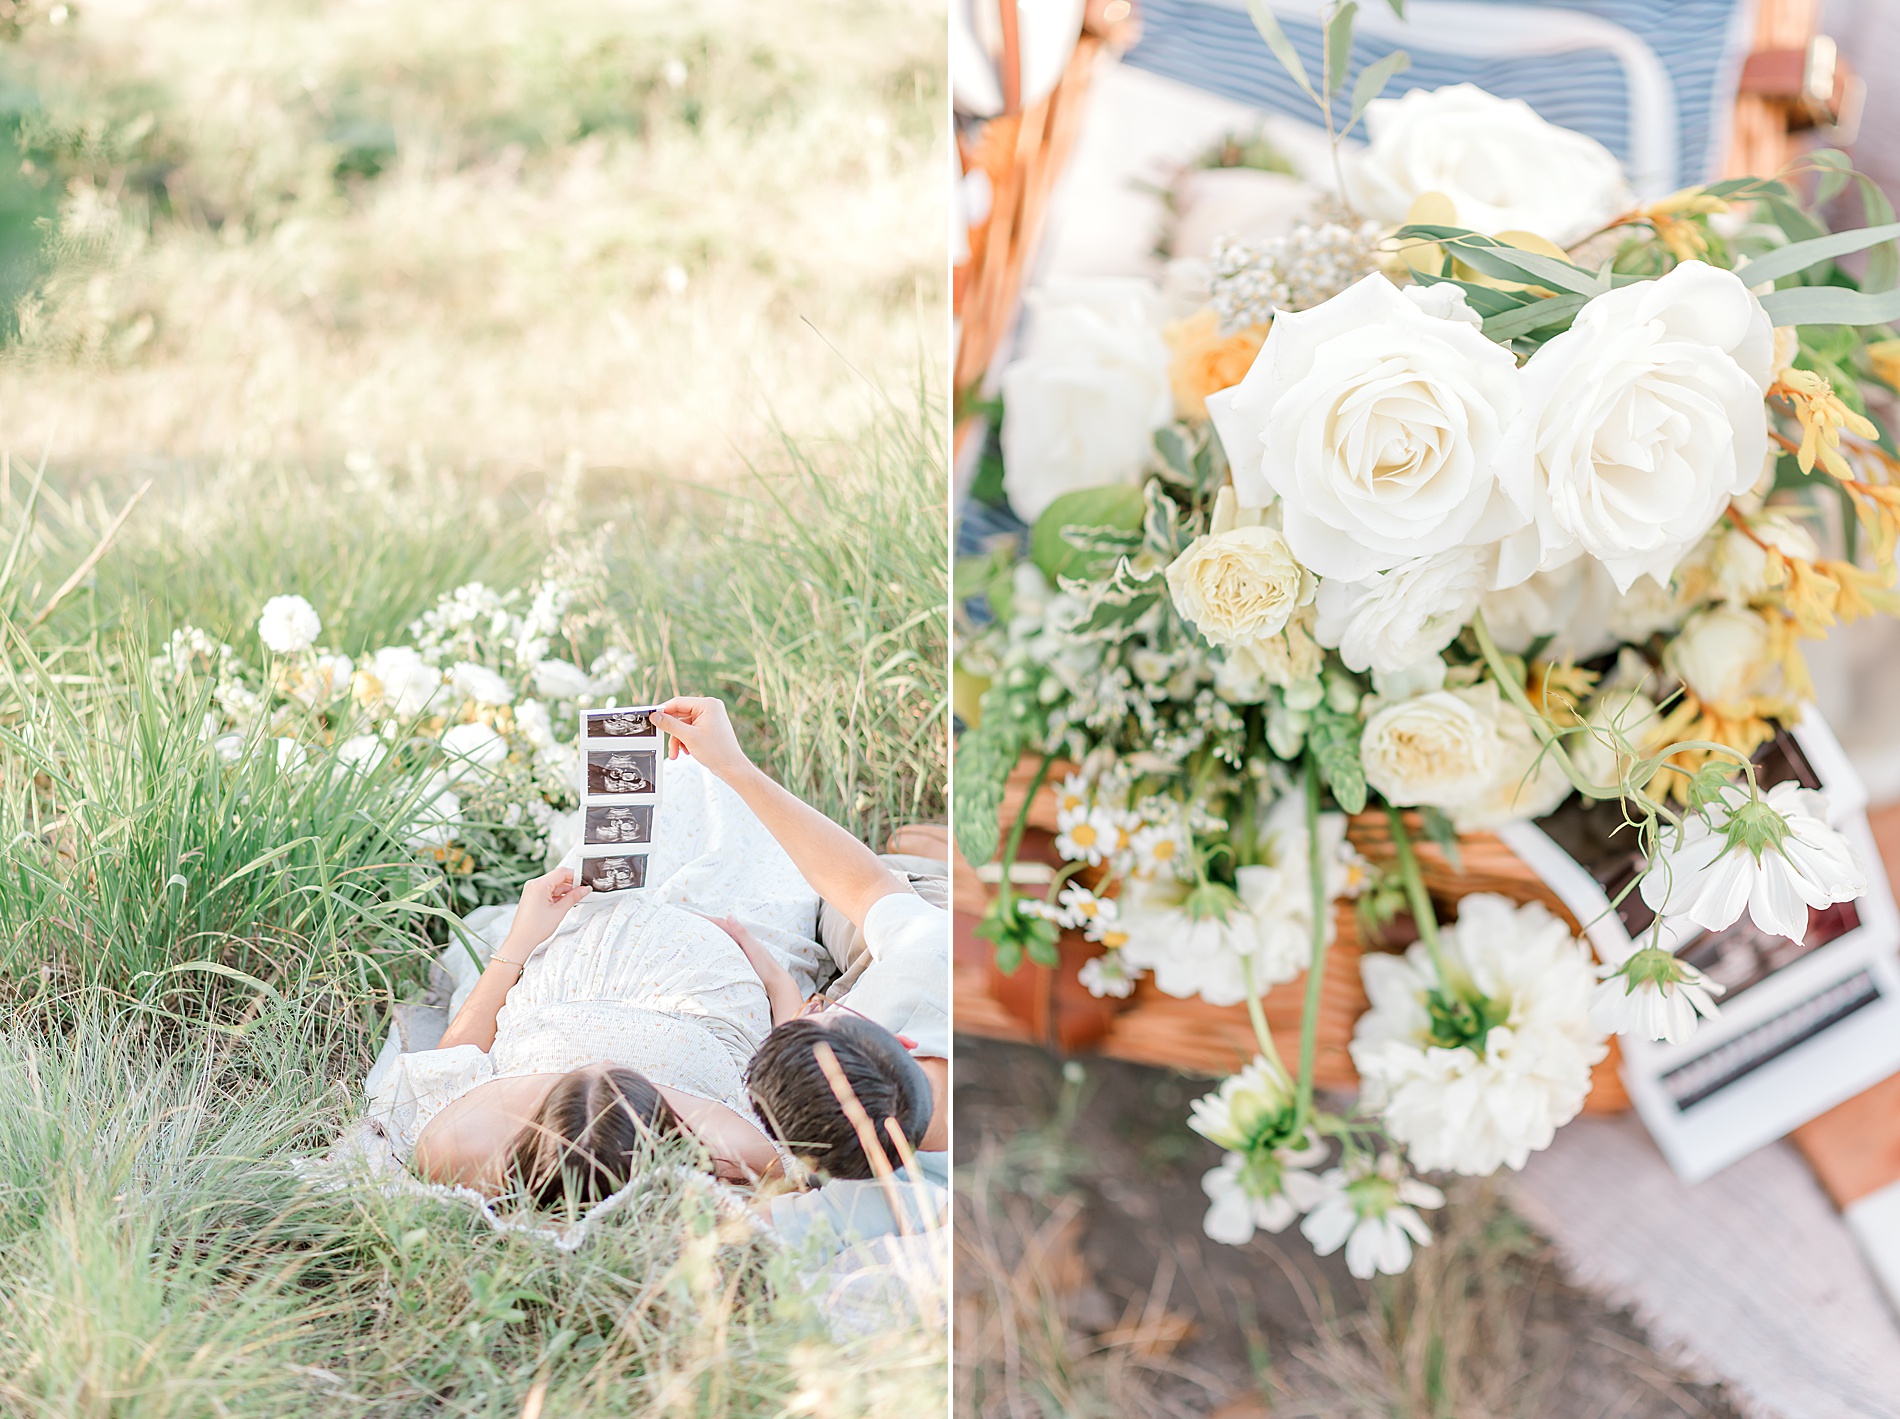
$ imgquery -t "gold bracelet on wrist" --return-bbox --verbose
[491,954,527,971]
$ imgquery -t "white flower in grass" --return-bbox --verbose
[1640,782,1866,940]
[365,647,446,719]
[257,594,321,655]
[1313,546,1490,676]
[449,661,515,707]
[513,698,558,753]
[1078,954,1137,999]
[1591,948,1725,1044]
[1206,271,1525,582]
[406,774,463,851]
[212,733,244,763]
[439,721,509,781]
[531,658,593,701]
[1203,1150,1330,1245]
[1054,807,1119,866]
[291,652,354,707]
[587,648,641,698]
[1348,83,1631,246]
[1496,261,1774,592]
[272,738,308,774]
[1351,895,1605,1176]
[1300,1154,1445,1280]
[334,734,389,775]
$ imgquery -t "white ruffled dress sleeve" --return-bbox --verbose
[364,1044,496,1162]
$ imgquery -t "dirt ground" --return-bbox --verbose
[954,1035,1745,1419]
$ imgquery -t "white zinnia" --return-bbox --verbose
[450,661,515,707]
[1348,84,1631,246]
[256,594,322,655]
[1352,895,1606,1175]
[1000,278,1173,523]
[1640,782,1866,940]
[1313,546,1489,675]
[1208,272,1525,582]
[439,721,509,781]
[1497,261,1774,591]
[1300,1154,1446,1280]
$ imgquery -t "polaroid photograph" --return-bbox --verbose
[1496,711,1900,1182]
[584,803,653,847]
[585,748,659,798]
[578,850,649,893]
[583,706,662,742]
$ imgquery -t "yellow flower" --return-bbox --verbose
[1777,367,1878,481]
[1763,547,1841,637]
[1638,187,1730,262]
[1867,339,1900,392]
[1826,558,1900,622]
[1164,308,1268,421]
[1528,660,1599,724]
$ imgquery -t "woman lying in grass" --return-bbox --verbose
[370,702,933,1209]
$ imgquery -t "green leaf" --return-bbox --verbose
[1419,805,1464,874]
[1325,1,1357,98]
[1734,221,1900,288]
[1348,48,1409,127]
[1760,284,1900,326]
[1142,479,1189,559]
[1246,0,1316,98]
[951,718,1024,866]
[1155,424,1195,482]
[1384,0,1404,13]
[1069,558,1166,640]
[1480,293,1587,342]
[1029,484,1146,582]
[1307,701,1366,814]
[1412,270,1532,317]
[1396,226,1607,297]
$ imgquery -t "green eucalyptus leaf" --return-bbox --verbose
[1396,225,1607,297]
[1246,0,1316,97]
[1735,221,1900,288]
[1480,293,1587,342]
[1326,1,1358,98]
[1349,48,1410,127]
[1760,284,1900,326]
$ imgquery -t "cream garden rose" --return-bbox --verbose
[1001,278,1173,523]
[1497,261,1775,592]
[1361,681,1567,828]
[1348,83,1631,246]
[1207,273,1525,582]
[1166,509,1311,649]
[1664,605,1779,715]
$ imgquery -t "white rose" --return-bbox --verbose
[1476,557,1618,662]
[439,720,509,781]
[1000,278,1173,523]
[1402,282,1482,327]
[531,658,593,700]
[1498,261,1774,592]
[1361,681,1566,827]
[287,651,354,708]
[257,594,321,655]
[1166,524,1311,648]
[367,646,446,719]
[1207,273,1525,581]
[1664,606,1776,714]
[1347,83,1631,246]
[450,661,515,707]
[1313,547,1488,675]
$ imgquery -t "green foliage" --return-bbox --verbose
[952,712,1024,869]
[1307,700,1367,814]
[1028,484,1146,585]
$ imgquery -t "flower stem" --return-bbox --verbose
[1384,804,1453,989]
[1292,754,1329,1136]
[1241,953,1293,1090]
[993,752,1054,919]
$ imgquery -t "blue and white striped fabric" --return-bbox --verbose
[1121,0,1758,195]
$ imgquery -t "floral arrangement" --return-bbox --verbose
[156,565,641,909]
[955,0,1900,1277]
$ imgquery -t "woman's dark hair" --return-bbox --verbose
[745,1014,931,1180]
[506,1065,680,1208]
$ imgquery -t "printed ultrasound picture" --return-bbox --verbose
[586,749,658,796]
[584,803,653,846]
[584,707,660,741]
[579,853,648,893]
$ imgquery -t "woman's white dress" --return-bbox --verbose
[367,755,828,1160]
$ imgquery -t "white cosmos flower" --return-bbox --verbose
[366,646,446,719]
[1300,1154,1445,1280]
[1000,278,1173,523]
[1641,782,1866,940]
[1207,272,1525,582]
[257,594,322,655]
[1590,949,1724,1044]
[1347,83,1631,246]
[438,721,509,781]
[1203,1150,1330,1245]
[531,658,593,700]
[1497,261,1774,592]
[1351,894,1606,1175]
[449,661,515,707]
[1313,546,1490,675]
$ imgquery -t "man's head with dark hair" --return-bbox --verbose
[745,1012,931,1179]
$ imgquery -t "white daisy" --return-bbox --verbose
[1053,772,1091,820]
[1641,782,1866,940]
[1351,894,1606,1176]
[1202,1149,1329,1245]
[1131,822,1191,879]
[1300,1154,1444,1280]
[1057,885,1116,930]
[1078,954,1137,999]
[1590,948,1724,1044]
[1054,807,1119,866]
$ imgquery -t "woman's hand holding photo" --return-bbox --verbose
[497,868,593,966]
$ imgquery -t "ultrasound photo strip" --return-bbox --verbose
[582,705,663,743]
[583,803,653,847]
[584,747,661,799]
[577,848,650,893]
